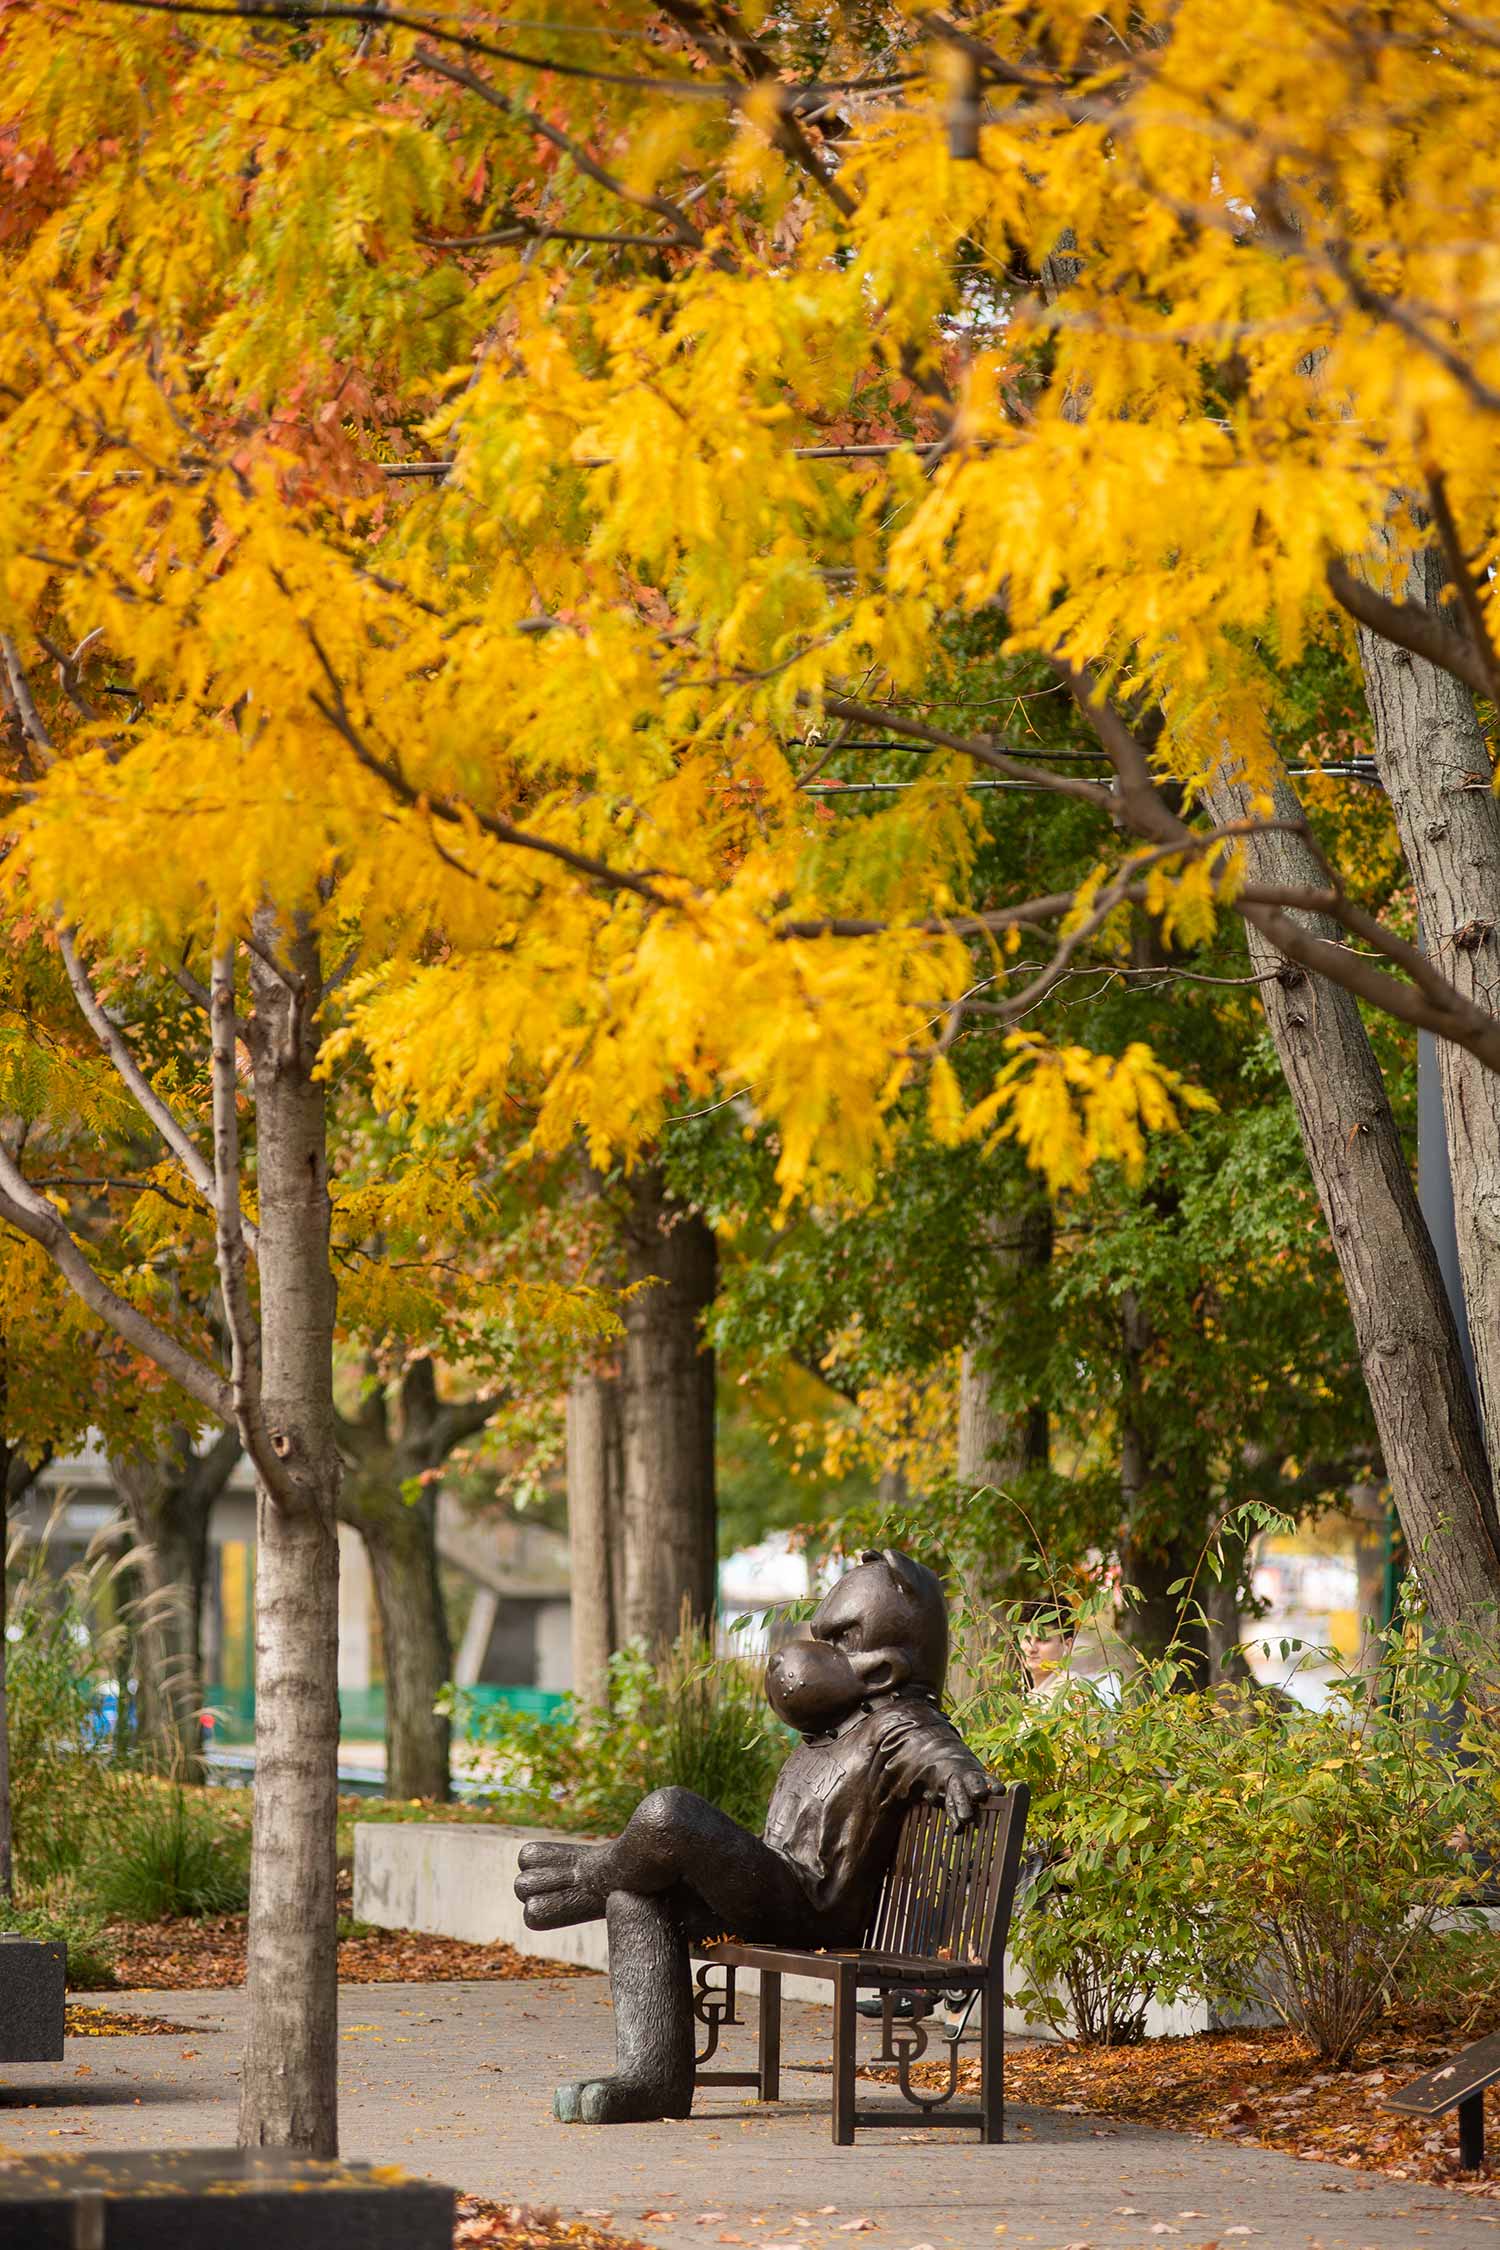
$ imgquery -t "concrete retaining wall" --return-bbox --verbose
[352,1818,1270,2039]
[353,1821,841,2006]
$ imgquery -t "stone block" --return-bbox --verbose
[0,1933,65,2063]
[0,2147,455,2248]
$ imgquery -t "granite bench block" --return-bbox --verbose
[0,2147,456,2249]
[0,1933,65,2063]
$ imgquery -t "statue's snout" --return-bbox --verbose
[765,1637,862,1730]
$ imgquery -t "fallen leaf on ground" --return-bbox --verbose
[869,2013,1500,2201]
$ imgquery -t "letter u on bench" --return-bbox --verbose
[691,1781,1029,2145]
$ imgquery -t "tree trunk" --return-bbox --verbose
[1352,543,1500,1462]
[334,1357,503,1803]
[956,1199,1051,1621]
[567,1360,622,1711]
[239,926,342,2159]
[1117,1288,1211,1684]
[340,1479,451,1801]
[619,1167,718,1648]
[1207,768,1500,1634]
[109,1425,239,1779]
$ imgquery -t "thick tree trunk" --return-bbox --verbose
[340,1479,451,1802]
[1353,544,1500,1462]
[109,1426,239,1779]
[567,1360,622,1710]
[239,928,342,2158]
[1208,769,1500,1634]
[1116,1288,1211,1684]
[619,1167,718,1647]
[956,1199,1051,1621]
[334,1357,501,1802]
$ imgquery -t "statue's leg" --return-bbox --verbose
[553,1888,695,2125]
[518,1787,814,1941]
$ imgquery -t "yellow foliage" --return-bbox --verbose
[0,0,1477,1202]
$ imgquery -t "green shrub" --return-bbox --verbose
[449,1622,789,1837]
[1,1882,118,1991]
[963,1599,1499,2061]
[89,1784,252,1921]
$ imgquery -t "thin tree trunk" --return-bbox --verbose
[567,1361,621,1711]
[110,1426,238,1780]
[1208,769,1500,1634]
[620,1168,717,1647]
[1352,542,1500,1462]
[343,1483,452,1801]
[239,926,342,2158]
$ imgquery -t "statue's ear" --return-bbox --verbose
[881,1548,923,1599]
[859,1549,883,1566]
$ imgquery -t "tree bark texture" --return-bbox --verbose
[108,1425,241,1778]
[620,1168,718,1648]
[956,1199,1051,1624]
[956,1207,1051,1480]
[353,1483,451,1801]
[1208,769,1500,1634]
[1353,544,1500,1462]
[238,927,342,2159]
[567,1360,622,1710]
[335,1357,499,1802]
[1116,1287,1211,1684]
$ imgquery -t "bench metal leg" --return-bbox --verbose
[758,1971,782,2102]
[1461,2091,1485,2171]
[832,1968,857,2145]
[981,1978,1004,2144]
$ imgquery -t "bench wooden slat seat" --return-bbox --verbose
[690,1782,1029,2145]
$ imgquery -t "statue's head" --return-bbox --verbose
[764,1549,948,1733]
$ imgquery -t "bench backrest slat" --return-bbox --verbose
[861,1782,1029,1970]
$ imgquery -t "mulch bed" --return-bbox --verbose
[876,2019,1500,2198]
[107,1914,592,1990]
[106,1873,593,1991]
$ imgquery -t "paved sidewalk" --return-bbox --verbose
[0,1980,1491,2250]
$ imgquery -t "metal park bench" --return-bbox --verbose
[1387,2030,1500,2170]
[690,1781,1030,2145]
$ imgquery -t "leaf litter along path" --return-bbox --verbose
[878,2018,1500,2202]
[105,1871,593,1991]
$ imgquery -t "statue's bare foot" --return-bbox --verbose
[515,1838,609,1929]
[554,2074,692,2125]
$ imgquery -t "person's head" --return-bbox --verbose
[1016,1601,1076,1683]
[764,1549,949,1732]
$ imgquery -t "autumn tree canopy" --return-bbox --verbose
[5,0,1499,1207]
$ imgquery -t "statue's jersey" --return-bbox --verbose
[760,1691,990,1941]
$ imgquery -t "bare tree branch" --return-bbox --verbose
[817,691,1119,807]
[1426,472,1500,705]
[303,634,669,907]
[0,636,54,764]
[57,929,261,1249]
[1326,556,1497,703]
[0,1144,230,1419]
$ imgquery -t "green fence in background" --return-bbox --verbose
[202,1680,566,1748]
